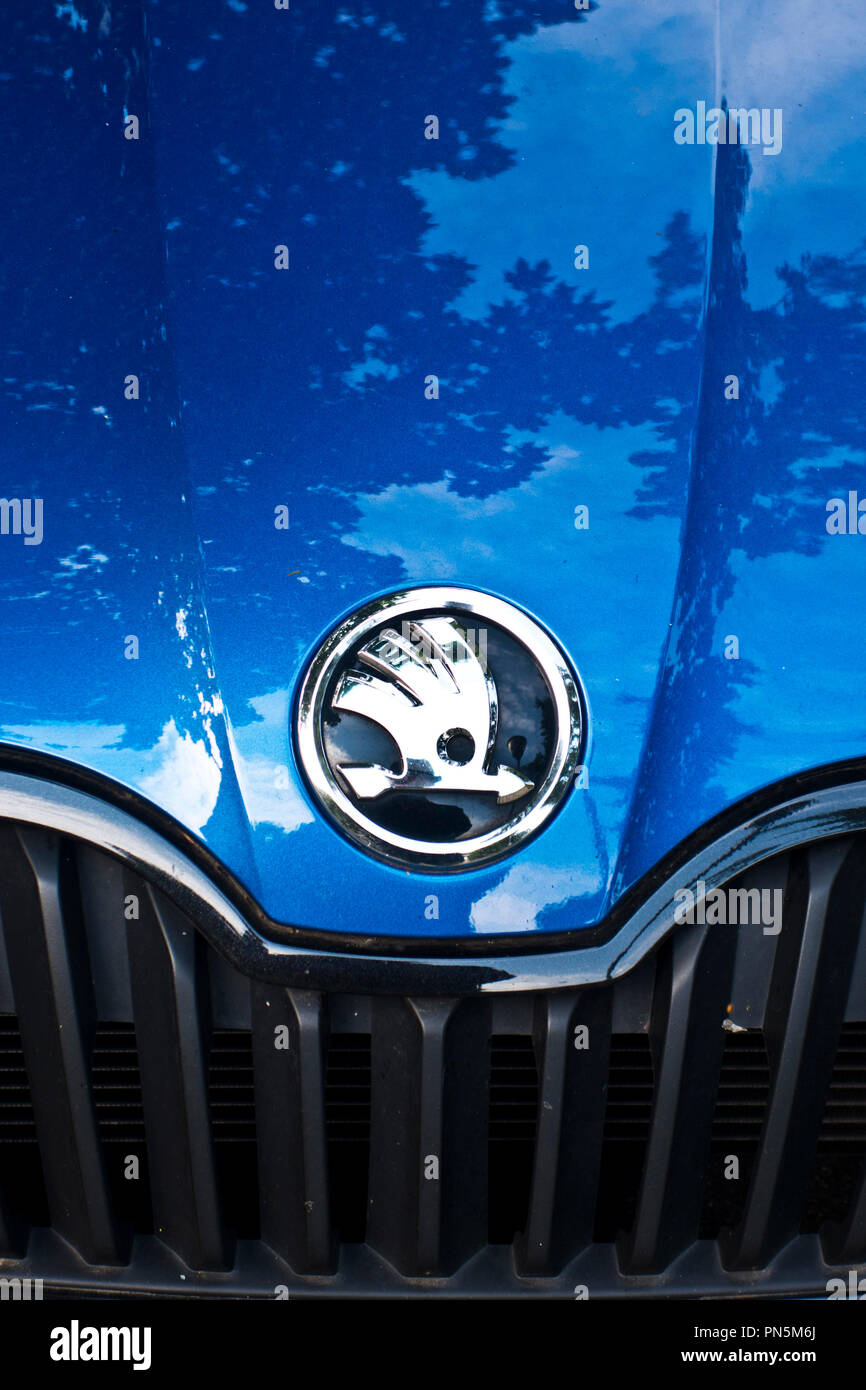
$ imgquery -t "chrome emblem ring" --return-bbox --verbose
[294,587,587,871]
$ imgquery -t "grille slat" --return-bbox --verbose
[516,990,611,1274]
[0,826,122,1263]
[724,842,865,1269]
[367,996,489,1275]
[125,875,230,1271]
[251,986,335,1272]
[623,912,737,1274]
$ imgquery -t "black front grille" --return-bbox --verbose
[1,818,866,1295]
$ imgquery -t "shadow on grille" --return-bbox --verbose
[700,1031,770,1237]
[802,1023,866,1231]
[0,1016,49,1230]
[209,1031,259,1239]
[324,1033,371,1243]
[488,1035,538,1243]
[594,1034,654,1243]
[91,1023,151,1235]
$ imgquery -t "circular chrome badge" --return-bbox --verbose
[294,588,587,871]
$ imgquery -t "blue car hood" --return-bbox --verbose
[2,0,865,939]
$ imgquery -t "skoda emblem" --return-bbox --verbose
[294,588,587,870]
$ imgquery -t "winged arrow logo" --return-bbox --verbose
[332,616,534,804]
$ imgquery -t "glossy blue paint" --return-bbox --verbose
[2,1,865,939]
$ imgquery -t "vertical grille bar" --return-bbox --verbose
[516,988,612,1274]
[0,826,124,1264]
[724,841,861,1269]
[620,919,736,1272]
[367,997,489,1275]
[251,985,335,1273]
[125,878,229,1270]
